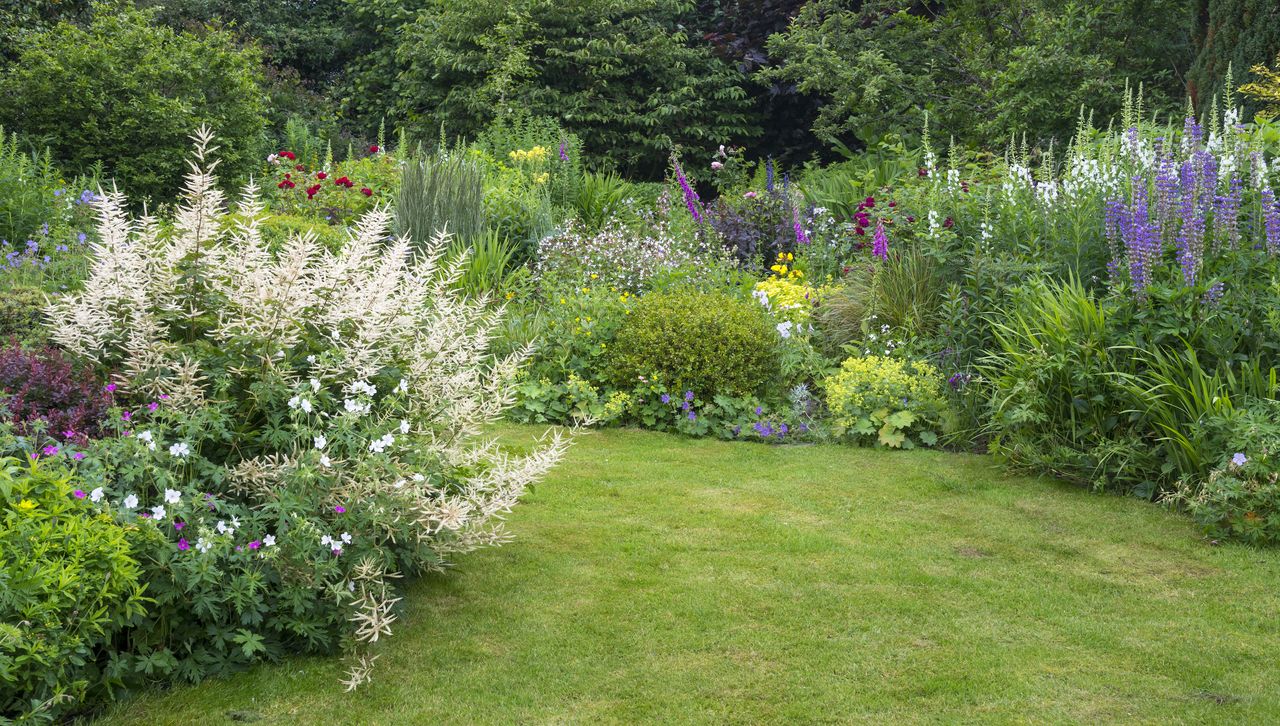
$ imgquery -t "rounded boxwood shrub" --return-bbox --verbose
[606,290,779,398]
[0,461,147,721]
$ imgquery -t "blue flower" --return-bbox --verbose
[684,391,694,402]
[687,411,696,421]
[660,393,671,404]
[1232,452,1248,468]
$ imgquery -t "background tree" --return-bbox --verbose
[1190,0,1280,116]
[0,5,267,202]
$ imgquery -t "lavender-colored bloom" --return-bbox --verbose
[1213,176,1243,250]
[559,140,569,162]
[687,411,696,421]
[684,390,694,402]
[671,155,703,224]
[1201,281,1226,306]
[660,393,671,404]
[793,206,810,245]
[1183,116,1203,152]
[1232,452,1248,467]
[1263,186,1280,255]
[871,219,889,260]
[766,158,775,193]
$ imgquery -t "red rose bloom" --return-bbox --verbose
[369,145,380,153]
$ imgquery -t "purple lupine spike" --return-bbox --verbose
[872,218,889,260]
[1153,151,1179,233]
[558,140,569,162]
[1184,116,1204,152]
[1213,177,1243,250]
[1177,159,1206,286]
[1263,186,1280,255]
[766,158,775,193]
[671,155,703,224]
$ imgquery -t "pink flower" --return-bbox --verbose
[174,521,185,530]
[743,191,757,199]
[105,383,117,393]
[121,411,132,421]
[147,402,159,412]
[249,540,261,550]
[334,505,346,514]
[177,538,189,550]
[42,445,59,456]
[73,489,85,498]
[72,452,85,461]
[711,161,724,170]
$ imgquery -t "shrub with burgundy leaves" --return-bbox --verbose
[0,341,110,443]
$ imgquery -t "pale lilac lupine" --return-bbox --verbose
[766,158,775,193]
[1263,186,1280,255]
[1213,176,1243,250]
[1177,160,1205,286]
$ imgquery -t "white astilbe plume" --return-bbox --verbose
[45,129,569,684]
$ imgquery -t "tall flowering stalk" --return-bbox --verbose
[671,154,703,224]
[871,219,889,260]
[1263,186,1280,255]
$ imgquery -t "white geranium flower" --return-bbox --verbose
[340,532,352,544]
[300,398,313,414]
[164,488,181,504]
[320,534,333,546]
[310,378,321,392]
[314,434,327,450]
[138,430,156,450]
[122,493,138,510]
[288,396,300,409]
[90,487,105,502]
[263,534,276,547]
[399,420,410,435]
[776,321,793,339]
[196,537,213,553]
[320,454,332,468]
[169,442,191,457]
[151,505,166,521]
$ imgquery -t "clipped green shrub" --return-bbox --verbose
[824,355,946,448]
[0,286,46,342]
[607,291,779,398]
[0,461,147,722]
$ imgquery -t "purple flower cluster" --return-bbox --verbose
[671,155,703,224]
[871,219,889,260]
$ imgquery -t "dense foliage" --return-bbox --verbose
[0,6,266,203]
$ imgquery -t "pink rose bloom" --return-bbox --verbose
[711,161,724,170]
[743,191,758,199]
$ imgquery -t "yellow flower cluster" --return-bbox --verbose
[533,172,550,185]
[825,355,945,430]
[509,146,549,164]
[754,276,823,323]
[768,252,803,280]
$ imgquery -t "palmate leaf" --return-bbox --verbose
[885,410,917,429]
[878,424,907,448]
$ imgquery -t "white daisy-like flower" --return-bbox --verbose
[164,488,181,504]
[122,493,138,510]
[169,442,191,457]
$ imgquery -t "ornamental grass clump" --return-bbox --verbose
[46,128,566,690]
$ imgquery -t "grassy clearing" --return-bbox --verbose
[102,426,1280,724]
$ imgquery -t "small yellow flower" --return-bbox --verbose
[590,273,598,279]
[16,499,37,513]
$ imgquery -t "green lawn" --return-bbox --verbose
[102,427,1280,724]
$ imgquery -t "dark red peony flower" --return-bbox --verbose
[369,145,380,153]
[316,171,328,180]
[360,187,373,197]
[280,151,296,161]
[306,184,322,199]
[943,217,954,228]
[334,176,354,188]
[295,164,305,171]
[918,167,928,177]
